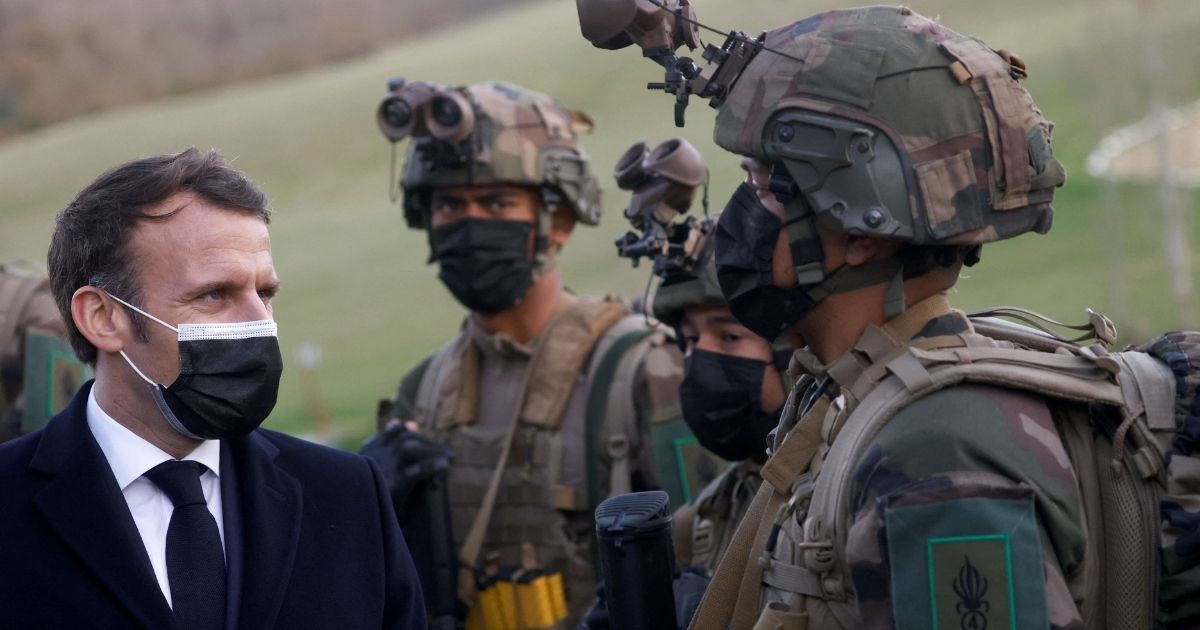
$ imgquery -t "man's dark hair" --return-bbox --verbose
[48,147,270,364]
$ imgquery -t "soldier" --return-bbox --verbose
[368,80,695,628]
[574,3,1172,629]
[0,260,76,441]
[610,138,789,575]
[679,8,1084,629]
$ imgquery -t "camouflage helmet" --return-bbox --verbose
[649,217,726,327]
[378,80,603,230]
[712,5,1066,247]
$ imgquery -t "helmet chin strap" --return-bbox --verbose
[533,187,563,279]
[800,256,907,320]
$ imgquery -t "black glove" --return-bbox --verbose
[673,567,710,629]
[361,425,453,508]
[579,581,610,630]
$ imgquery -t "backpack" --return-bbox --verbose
[802,307,1200,628]
[692,306,1200,630]
[0,262,81,438]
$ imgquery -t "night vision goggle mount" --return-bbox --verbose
[576,0,762,126]
[376,77,479,167]
[612,137,710,278]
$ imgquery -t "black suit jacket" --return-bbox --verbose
[0,382,426,629]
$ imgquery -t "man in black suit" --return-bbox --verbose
[0,148,426,629]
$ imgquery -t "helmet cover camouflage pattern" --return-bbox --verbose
[712,5,1066,246]
[398,81,603,229]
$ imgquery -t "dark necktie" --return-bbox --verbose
[144,460,226,630]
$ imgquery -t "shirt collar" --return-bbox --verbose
[86,385,221,490]
[466,316,535,360]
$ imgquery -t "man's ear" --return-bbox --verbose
[844,235,900,267]
[548,206,576,251]
[71,287,129,354]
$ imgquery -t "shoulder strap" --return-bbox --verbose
[412,329,475,432]
[583,324,656,511]
[689,391,831,630]
[520,298,629,429]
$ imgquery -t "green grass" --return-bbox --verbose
[2,0,1199,447]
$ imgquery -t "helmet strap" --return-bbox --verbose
[532,187,561,278]
[802,257,905,314]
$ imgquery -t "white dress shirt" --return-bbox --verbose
[85,385,224,608]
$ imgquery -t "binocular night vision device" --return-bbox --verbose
[377,78,476,143]
[613,137,708,271]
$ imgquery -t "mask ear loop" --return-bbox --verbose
[101,291,179,387]
[103,292,179,334]
[119,350,158,386]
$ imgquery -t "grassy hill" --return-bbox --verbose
[1,0,1198,446]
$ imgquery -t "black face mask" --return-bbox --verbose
[430,218,535,314]
[679,348,781,462]
[110,293,283,440]
[153,335,282,440]
[714,182,824,341]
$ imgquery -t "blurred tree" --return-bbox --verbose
[0,0,525,137]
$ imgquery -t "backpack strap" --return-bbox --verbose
[520,297,629,429]
[412,329,474,432]
[689,384,832,630]
[583,322,656,511]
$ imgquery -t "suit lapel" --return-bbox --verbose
[30,382,176,630]
[228,431,302,629]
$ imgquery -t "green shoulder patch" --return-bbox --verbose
[22,331,90,432]
[885,495,1046,630]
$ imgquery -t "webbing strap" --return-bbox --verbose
[1117,351,1176,432]
[584,327,655,513]
[691,394,829,630]
[761,561,827,599]
[688,482,778,630]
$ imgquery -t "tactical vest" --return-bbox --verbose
[401,296,712,628]
[674,461,763,576]
[693,296,1190,630]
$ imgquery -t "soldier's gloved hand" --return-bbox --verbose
[578,581,610,630]
[360,424,453,508]
[673,567,710,629]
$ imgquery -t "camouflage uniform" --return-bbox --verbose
[0,261,73,441]
[592,6,1088,629]
[373,81,696,627]
[751,295,1086,629]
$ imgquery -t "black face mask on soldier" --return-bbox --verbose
[714,182,825,341]
[679,348,781,462]
[430,217,535,314]
[107,293,283,441]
